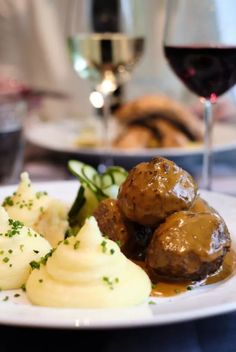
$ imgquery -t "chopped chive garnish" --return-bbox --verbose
[100,240,107,253]
[29,261,40,270]
[73,240,80,250]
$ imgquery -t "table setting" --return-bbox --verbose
[2,0,236,351]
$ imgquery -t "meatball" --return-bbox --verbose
[190,196,217,214]
[93,199,132,252]
[146,211,231,282]
[93,199,153,260]
[117,157,198,226]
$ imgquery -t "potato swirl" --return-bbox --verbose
[4,172,50,227]
[3,172,68,247]
[26,217,151,308]
[0,207,51,290]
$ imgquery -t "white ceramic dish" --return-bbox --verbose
[25,118,236,158]
[0,181,236,329]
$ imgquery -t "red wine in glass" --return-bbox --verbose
[164,45,236,101]
[163,0,236,191]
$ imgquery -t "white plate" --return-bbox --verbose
[0,181,236,329]
[25,118,236,158]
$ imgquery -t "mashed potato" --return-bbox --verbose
[26,217,151,308]
[0,207,51,290]
[3,172,68,247]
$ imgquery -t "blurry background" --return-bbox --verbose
[1,0,236,120]
[0,0,201,113]
[0,0,236,191]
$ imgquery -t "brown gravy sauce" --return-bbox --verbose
[142,250,236,297]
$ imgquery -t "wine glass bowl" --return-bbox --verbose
[164,46,236,103]
[163,0,236,190]
[68,33,144,96]
[66,0,145,153]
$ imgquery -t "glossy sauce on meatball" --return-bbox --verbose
[93,198,132,251]
[146,211,231,282]
[190,196,218,214]
[118,157,198,226]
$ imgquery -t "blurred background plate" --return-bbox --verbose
[24,116,236,176]
[25,115,236,151]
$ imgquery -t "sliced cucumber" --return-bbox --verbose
[68,160,98,192]
[103,166,128,186]
[100,173,114,188]
[69,160,128,199]
[68,186,86,227]
[68,160,106,200]
[102,184,120,199]
[68,160,128,230]
[75,186,100,227]
[68,184,99,229]
[93,173,102,188]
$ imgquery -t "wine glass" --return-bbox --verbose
[66,0,144,160]
[163,0,236,190]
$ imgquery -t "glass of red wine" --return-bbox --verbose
[163,0,236,190]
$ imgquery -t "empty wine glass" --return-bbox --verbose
[164,0,236,190]
[66,0,144,156]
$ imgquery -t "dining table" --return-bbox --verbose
[1,141,236,352]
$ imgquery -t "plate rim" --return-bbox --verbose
[1,301,236,330]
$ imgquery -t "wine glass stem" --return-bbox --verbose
[97,92,113,172]
[202,99,213,191]
[102,92,110,149]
